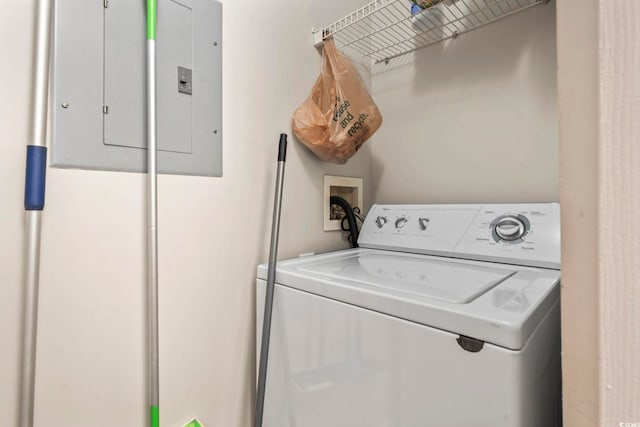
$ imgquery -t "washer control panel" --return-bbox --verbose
[358,204,560,269]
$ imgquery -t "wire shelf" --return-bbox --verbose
[313,0,547,64]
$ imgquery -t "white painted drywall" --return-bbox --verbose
[598,0,640,421]
[598,1,640,421]
[0,0,372,425]
[558,0,640,424]
[370,2,558,204]
[556,0,600,423]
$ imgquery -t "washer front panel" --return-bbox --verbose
[256,281,561,427]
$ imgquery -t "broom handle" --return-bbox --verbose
[255,134,288,427]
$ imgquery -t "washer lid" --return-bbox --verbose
[298,253,516,304]
[257,248,561,350]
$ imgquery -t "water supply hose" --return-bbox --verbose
[329,196,360,248]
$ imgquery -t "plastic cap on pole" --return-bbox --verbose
[278,134,287,162]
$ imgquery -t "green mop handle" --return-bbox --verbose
[147,0,156,40]
[146,1,159,427]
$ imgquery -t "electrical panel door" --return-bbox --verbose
[51,0,222,176]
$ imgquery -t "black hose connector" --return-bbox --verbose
[278,133,288,162]
[330,196,360,248]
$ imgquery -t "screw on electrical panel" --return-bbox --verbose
[213,41,218,47]
[61,102,69,108]
[213,129,218,134]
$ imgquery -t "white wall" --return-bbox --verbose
[371,2,558,204]
[556,0,600,423]
[0,0,372,425]
[597,1,640,421]
[558,0,640,424]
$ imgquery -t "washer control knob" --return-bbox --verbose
[418,217,430,231]
[495,216,526,241]
[375,216,388,228]
[395,217,408,229]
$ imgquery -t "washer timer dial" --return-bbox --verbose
[491,214,531,243]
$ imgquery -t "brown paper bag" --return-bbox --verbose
[292,39,383,164]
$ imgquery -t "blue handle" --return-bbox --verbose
[24,145,47,211]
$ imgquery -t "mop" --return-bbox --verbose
[255,134,288,427]
[146,1,160,426]
[19,0,53,425]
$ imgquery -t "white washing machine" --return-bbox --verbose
[257,204,562,427]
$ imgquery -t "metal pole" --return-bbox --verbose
[19,212,43,427]
[255,134,288,427]
[19,0,53,424]
[146,1,160,426]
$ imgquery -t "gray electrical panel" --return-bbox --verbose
[51,0,222,176]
